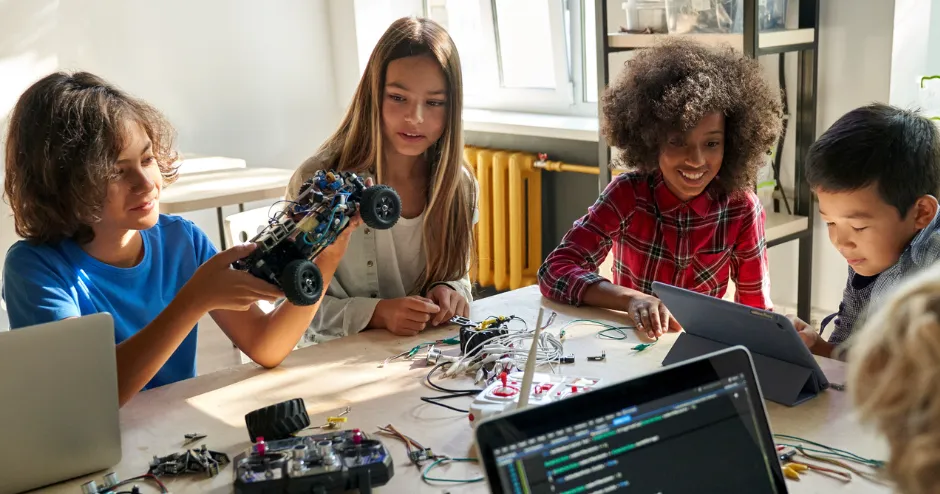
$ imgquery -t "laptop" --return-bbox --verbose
[474,346,788,493]
[0,313,122,494]
[653,281,829,406]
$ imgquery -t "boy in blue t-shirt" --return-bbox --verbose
[789,103,940,359]
[1,71,357,406]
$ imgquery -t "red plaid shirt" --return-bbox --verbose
[538,171,772,310]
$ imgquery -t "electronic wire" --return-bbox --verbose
[773,434,885,468]
[420,362,482,413]
[376,424,427,464]
[103,474,168,494]
[421,457,485,485]
[557,318,658,352]
[454,325,564,373]
[375,424,483,484]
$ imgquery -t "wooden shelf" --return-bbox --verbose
[765,212,809,243]
[607,28,815,52]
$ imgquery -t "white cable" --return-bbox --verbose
[435,315,563,384]
[454,328,563,373]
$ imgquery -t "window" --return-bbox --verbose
[426,0,598,116]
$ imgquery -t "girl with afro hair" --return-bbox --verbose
[538,38,783,339]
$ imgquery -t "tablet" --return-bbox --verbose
[653,282,829,404]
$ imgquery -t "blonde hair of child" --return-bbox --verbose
[847,262,940,494]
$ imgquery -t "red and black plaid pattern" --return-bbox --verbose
[537,171,772,310]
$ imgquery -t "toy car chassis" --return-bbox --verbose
[233,170,402,306]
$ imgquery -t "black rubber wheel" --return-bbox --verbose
[245,398,311,442]
[360,185,401,230]
[280,259,322,306]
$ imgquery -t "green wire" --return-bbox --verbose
[598,327,630,340]
[421,457,484,484]
[407,337,461,357]
[560,318,655,352]
[773,434,885,468]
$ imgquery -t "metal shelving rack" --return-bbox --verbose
[593,0,819,320]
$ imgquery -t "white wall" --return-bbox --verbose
[0,0,344,329]
[889,0,933,109]
[889,0,940,114]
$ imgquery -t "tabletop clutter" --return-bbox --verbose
[72,305,888,494]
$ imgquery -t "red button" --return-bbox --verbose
[469,413,475,422]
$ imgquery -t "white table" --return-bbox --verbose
[40,286,890,493]
[161,167,295,249]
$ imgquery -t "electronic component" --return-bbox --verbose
[426,346,444,365]
[408,448,435,463]
[449,315,475,327]
[458,325,508,357]
[468,371,603,427]
[316,406,352,430]
[560,354,575,364]
[232,429,394,494]
[425,345,459,366]
[149,444,230,477]
[587,350,606,361]
[80,472,168,493]
[450,314,526,357]
[182,432,207,446]
[233,170,402,306]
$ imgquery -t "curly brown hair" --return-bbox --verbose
[3,71,179,245]
[848,262,940,493]
[601,38,783,194]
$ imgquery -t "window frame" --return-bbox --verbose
[424,0,598,117]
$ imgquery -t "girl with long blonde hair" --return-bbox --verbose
[286,16,476,343]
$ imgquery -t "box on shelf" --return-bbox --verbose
[621,0,668,34]
[664,0,786,35]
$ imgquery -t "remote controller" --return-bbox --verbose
[232,429,393,493]
[468,371,603,427]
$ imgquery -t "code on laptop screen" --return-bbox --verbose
[491,374,781,493]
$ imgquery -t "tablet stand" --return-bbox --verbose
[662,333,823,406]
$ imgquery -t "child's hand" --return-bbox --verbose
[786,314,819,349]
[628,294,682,339]
[318,214,362,265]
[426,284,470,326]
[184,243,284,312]
[372,296,440,336]
[317,177,372,265]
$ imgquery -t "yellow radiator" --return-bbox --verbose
[464,146,609,292]
[465,147,542,291]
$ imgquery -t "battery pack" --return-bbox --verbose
[459,326,509,356]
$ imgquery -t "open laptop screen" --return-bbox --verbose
[475,347,787,494]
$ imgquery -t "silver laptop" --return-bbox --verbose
[0,313,122,494]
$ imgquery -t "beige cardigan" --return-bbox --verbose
[286,156,476,345]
